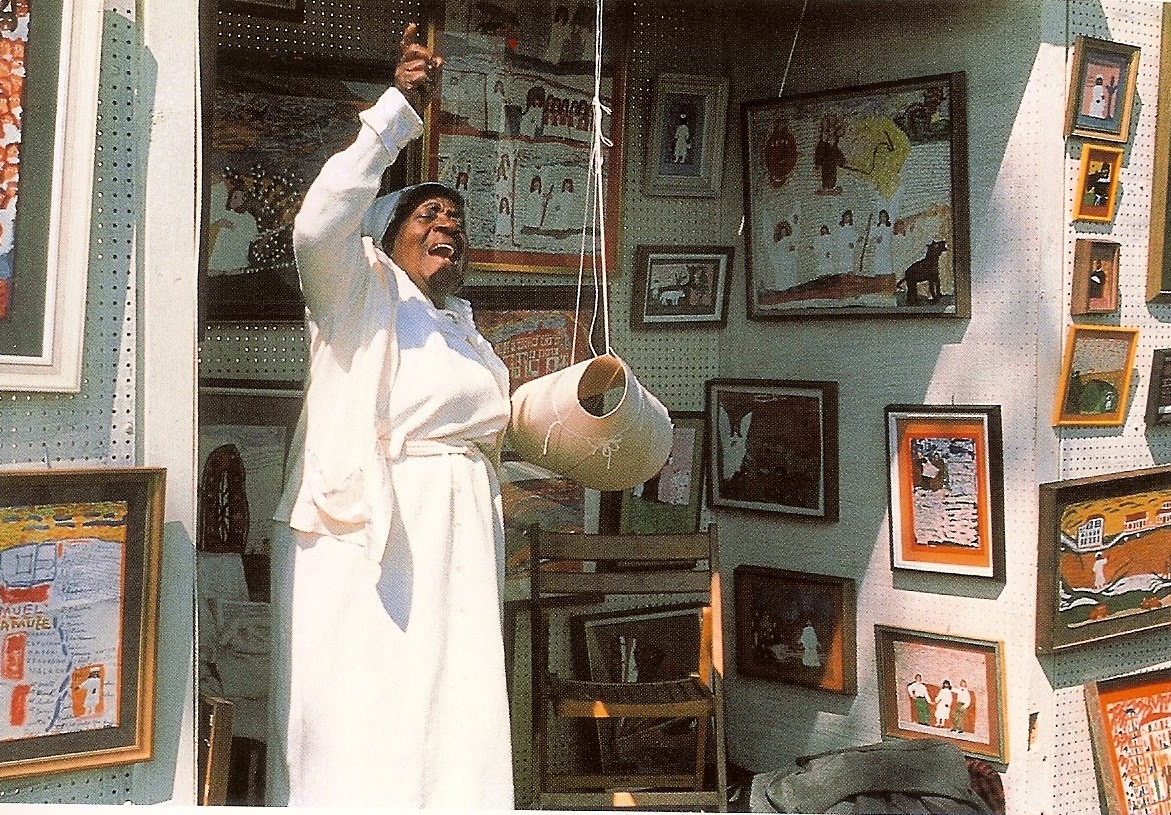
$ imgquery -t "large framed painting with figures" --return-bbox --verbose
[741,72,970,319]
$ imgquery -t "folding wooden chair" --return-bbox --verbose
[528,524,727,811]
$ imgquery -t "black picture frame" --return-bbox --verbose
[1147,349,1171,427]
[705,378,839,520]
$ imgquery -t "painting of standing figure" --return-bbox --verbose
[885,405,1005,579]
[742,72,970,318]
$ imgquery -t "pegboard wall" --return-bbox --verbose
[197,2,1171,814]
[0,0,145,805]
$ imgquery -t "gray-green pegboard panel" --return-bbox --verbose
[218,0,424,61]
[199,321,308,383]
[0,0,143,804]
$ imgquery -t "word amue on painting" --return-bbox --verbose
[431,0,625,274]
[742,72,970,318]
[1,502,128,740]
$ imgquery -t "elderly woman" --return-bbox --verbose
[269,23,513,808]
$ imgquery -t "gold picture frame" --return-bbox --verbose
[1053,324,1139,428]
[1072,143,1124,224]
[1064,35,1141,143]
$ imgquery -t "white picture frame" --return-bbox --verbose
[0,0,102,392]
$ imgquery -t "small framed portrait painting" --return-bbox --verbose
[1071,239,1120,316]
[1064,35,1141,143]
[1073,143,1124,223]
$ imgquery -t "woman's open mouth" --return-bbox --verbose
[429,242,462,264]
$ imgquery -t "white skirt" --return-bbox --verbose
[268,448,514,808]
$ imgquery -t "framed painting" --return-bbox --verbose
[463,285,597,572]
[1036,464,1171,653]
[1073,143,1124,224]
[0,466,165,779]
[1148,6,1171,303]
[1072,239,1120,316]
[569,602,706,773]
[198,380,302,563]
[741,72,970,319]
[642,73,729,198]
[203,53,404,322]
[1146,349,1171,427]
[734,565,856,695]
[1085,666,1171,815]
[612,411,705,534]
[0,0,102,392]
[705,378,838,520]
[884,405,1005,580]
[1053,324,1139,427]
[429,2,628,274]
[630,245,733,328]
[1064,35,1140,143]
[874,625,1008,764]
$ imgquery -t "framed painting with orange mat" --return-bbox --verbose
[884,405,1004,580]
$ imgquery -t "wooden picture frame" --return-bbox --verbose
[1065,35,1140,143]
[642,73,729,198]
[741,72,970,319]
[569,602,706,773]
[1073,143,1124,223]
[1147,6,1171,303]
[1053,324,1139,427]
[884,405,1005,580]
[734,565,857,695]
[1145,348,1171,426]
[0,466,165,779]
[203,53,404,322]
[0,0,102,392]
[1085,665,1171,815]
[1072,239,1120,316]
[705,378,839,520]
[630,245,733,328]
[613,411,706,534]
[219,0,306,23]
[463,285,598,573]
[874,625,1008,764]
[429,4,627,274]
[1036,464,1171,653]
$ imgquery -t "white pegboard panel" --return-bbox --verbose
[0,0,145,805]
[1060,0,1170,483]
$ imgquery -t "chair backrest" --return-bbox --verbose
[527,524,723,682]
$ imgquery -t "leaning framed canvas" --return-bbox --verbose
[0,0,102,392]
[705,378,838,520]
[0,466,165,780]
[885,405,1005,580]
[1148,6,1171,303]
[1146,349,1171,426]
[630,245,733,328]
[874,625,1008,764]
[1064,35,1140,143]
[1036,464,1171,653]
[613,411,706,534]
[1072,143,1124,224]
[741,72,970,319]
[734,565,856,695]
[643,73,729,198]
[429,5,627,274]
[1052,324,1139,427]
[1085,665,1171,815]
[1071,239,1120,316]
[569,602,706,773]
[463,286,597,572]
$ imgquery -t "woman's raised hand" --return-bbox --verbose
[395,22,442,109]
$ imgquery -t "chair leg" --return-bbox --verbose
[693,714,709,790]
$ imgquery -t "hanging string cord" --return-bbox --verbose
[573,0,613,359]
[777,0,809,98]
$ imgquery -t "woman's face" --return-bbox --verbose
[391,195,468,305]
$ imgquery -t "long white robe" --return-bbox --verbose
[269,85,514,809]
